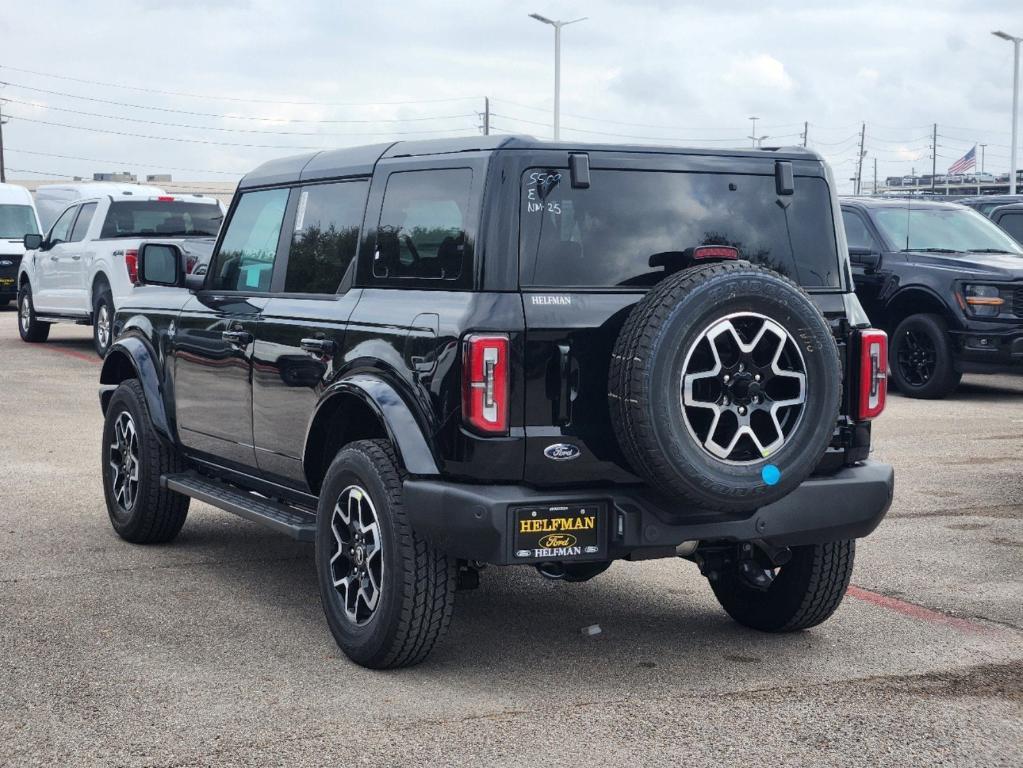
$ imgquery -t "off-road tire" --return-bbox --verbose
[316,439,457,669]
[92,284,114,358]
[710,540,855,632]
[888,313,960,399]
[102,379,189,543]
[17,283,50,343]
[609,261,841,512]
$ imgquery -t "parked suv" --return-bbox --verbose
[17,192,224,356]
[0,183,42,306]
[842,197,1023,398]
[98,137,894,668]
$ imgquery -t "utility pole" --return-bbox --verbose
[0,99,6,183]
[801,120,808,147]
[854,122,866,195]
[748,116,761,148]
[931,123,938,192]
[480,97,490,136]
[873,157,878,194]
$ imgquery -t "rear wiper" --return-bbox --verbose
[900,247,960,253]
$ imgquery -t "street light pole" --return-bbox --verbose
[529,13,587,141]
[993,30,1021,195]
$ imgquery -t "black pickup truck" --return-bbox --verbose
[98,137,894,668]
[841,197,1023,398]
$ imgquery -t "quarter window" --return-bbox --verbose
[210,188,290,292]
[373,169,472,281]
[48,206,78,246]
[284,181,367,294]
[70,202,97,242]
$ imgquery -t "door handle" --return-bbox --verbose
[71,255,81,260]
[300,337,337,355]
[222,329,252,345]
[49,255,58,261]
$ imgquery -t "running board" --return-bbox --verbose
[162,471,317,541]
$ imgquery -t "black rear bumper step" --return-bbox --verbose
[162,471,316,541]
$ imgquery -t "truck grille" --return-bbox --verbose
[1013,287,1023,316]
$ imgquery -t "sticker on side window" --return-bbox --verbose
[294,189,309,231]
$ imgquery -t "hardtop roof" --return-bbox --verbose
[237,135,824,189]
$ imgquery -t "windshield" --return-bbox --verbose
[100,200,223,239]
[872,207,1023,254]
[520,169,842,288]
[0,204,40,238]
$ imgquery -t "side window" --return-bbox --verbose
[843,210,879,250]
[70,202,97,242]
[209,188,289,292]
[48,205,79,246]
[996,212,1023,242]
[284,181,367,294]
[373,169,472,280]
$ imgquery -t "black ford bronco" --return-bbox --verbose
[842,197,1023,398]
[98,137,894,668]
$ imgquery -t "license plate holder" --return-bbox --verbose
[512,503,605,561]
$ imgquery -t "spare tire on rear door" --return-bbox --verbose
[609,261,841,513]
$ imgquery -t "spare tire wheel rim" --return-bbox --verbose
[680,311,807,465]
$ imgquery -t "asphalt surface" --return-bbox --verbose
[1,310,1021,767]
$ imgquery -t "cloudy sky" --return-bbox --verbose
[1,0,1020,192]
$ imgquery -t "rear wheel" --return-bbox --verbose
[709,540,855,632]
[102,379,189,543]
[889,313,960,399]
[17,283,50,343]
[93,285,114,358]
[316,439,457,669]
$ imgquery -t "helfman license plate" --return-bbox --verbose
[513,504,604,561]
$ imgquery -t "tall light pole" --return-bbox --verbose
[529,13,586,140]
[748,116,760,148]
[993,30,1021,195]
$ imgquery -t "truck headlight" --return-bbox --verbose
[962,284,1005,318]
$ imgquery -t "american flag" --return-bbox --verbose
[948,146,976,175]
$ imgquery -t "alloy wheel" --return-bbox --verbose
[329,485,384,625]
[96,304,111,350]
[19,292,31,334]
[896,329,936,387]
[680,312,807,464]
[108,411,140,514]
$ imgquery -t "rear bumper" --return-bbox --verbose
[403,460,895,565]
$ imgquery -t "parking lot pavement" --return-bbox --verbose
[1,308,1020,768]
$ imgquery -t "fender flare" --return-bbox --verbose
[306,374,440,476]
[99,335,172,442]
[882,284,958,327]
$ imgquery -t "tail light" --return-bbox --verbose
[462,334,509,434]
[124,249,139,285]
[857,329,887,420]
[185,254,197,274]
[156,196,176,202]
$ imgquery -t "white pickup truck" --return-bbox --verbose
[17,192,224,356]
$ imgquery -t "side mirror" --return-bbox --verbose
[848,246,882,271]
[138,243,184,287]
[23,233,43,251]
[184,271,206,292]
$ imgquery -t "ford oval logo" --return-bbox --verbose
[544,443,581,461]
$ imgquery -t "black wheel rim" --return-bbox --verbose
[896,328,936,387]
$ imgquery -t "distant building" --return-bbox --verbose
[146,174,173,183]
[93,171,137,183]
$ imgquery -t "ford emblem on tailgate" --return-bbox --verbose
[544,443,581,461]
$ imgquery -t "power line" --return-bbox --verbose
[0,97,476,137]
[0,63,482,106]
[0,81,479,124]
[5,147,243,175]
[4,112,477,149]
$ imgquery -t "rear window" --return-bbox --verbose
[520,169,841,289]
[0,205,39,238]
[100,200,223,239]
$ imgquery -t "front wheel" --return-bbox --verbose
[709,540,854,632]
[889,313,960,399]
[315,439,457,669]
[102,379,189,543]
[17,283,50,343]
